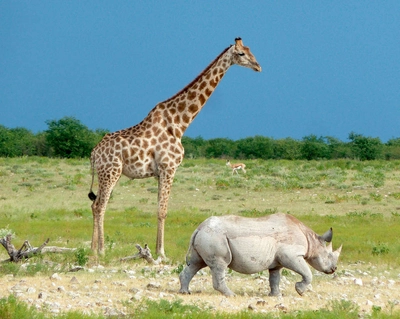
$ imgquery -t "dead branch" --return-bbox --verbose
[0,235,76,263]
[41,246,77,253]
[0,234,49,262]
[120,244,162,264]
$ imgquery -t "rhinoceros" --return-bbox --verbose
[179,213,342,296]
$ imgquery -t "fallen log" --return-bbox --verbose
[0,235,76,263]
[120,244,162,265]
[42,246,77,253]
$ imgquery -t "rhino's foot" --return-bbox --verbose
[223,291,236,297]
[295,282,307,296]
[179,289,191,295]
[268,291,281,297]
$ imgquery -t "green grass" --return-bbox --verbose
[0,295,398,319]
[1,157,400,317]
[0,295,106,319]
[1,157,400,265]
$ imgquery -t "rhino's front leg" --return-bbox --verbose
[277,247,313,296]
[286,257,312,296]
[268,268,282,296]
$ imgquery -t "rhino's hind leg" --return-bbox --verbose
[209,264,235,297]
[179,251,207,294]
[268,268,282,296]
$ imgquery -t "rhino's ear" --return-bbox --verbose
[320,228,333,243]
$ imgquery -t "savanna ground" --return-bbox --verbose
[0,157,399,318]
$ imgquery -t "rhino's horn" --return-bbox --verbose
[334,244,343,258]
[320,228,333,243]
[326,241,333,253]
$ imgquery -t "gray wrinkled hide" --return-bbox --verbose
[179,213,342,297]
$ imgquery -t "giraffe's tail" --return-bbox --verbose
[88,153,97,201]
[88,191,97,201]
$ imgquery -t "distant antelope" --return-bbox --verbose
[226,160,246,175]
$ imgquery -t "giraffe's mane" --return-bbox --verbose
[162,45,233,103]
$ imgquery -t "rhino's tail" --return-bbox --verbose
[185,228,200,266]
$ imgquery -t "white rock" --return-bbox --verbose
[256,299,267,306]
[10,285,24,293]
[50,273,61,281]
[70,276,79,283]
[219,298,232,308]
[146,281,161,289]
[274,303,288,312]
[129,287,140,293]
[5,274,14,280]
[168,278,179,285]
[26,287,36,294]
[132,294,142,301]
[38,292,47,300]
[354,278,363,286]
[248,304,256,311]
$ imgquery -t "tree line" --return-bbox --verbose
[1,116,400,160]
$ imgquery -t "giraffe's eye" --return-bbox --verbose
[238,52,245,56]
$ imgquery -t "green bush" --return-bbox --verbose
[45,117,103,158]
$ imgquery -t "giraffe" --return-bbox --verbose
[88,37,261,258]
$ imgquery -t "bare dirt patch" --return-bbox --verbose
[1,261,399,317]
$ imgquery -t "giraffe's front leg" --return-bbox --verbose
[156,168,176,259]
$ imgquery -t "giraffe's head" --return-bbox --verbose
[230,37,262,72]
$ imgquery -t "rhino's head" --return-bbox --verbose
[306,228,342,274]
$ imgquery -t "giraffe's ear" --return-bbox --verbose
[235,37,243,48]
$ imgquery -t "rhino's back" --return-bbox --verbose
[205,213,306,240]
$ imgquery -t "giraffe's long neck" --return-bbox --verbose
[146,46,234,139]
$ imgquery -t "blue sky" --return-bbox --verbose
[1,1,399,142]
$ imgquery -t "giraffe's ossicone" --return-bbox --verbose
[88,38,261,257]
